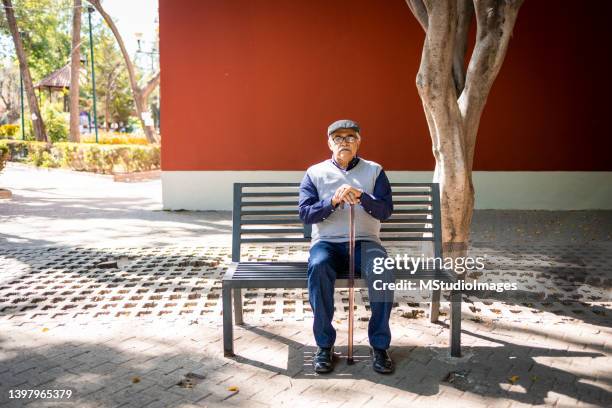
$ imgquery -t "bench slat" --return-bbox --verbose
[241,238,311,243]
[241,228,305,234]
[241,201,298,206]
[240,237,435,243]
[241,219,302,225]
[380,227,433,233]
[242,219,433,226]
[229,262,456,284]
[242,209,433,215]
[390,209,432,214]
[241,210,298,216]
[242,200,433,207]
[242,191,432,198]
[242,192,299,197]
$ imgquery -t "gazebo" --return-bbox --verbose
[34,63,72,111]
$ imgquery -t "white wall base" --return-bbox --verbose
[161,171,612,210]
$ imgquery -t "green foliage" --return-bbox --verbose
[41,102,68,142]
[0,138,46,160]
[0,64,20,124]
[0,124,19,138]
[0,0,72,81]
[81,27,134,129]
[0,143,9,173]
[125,116,142,133]
[0,139,160,174]
[2,0,159,138]
[24,139,50,166]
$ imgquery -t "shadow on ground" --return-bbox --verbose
[230,324,611,406]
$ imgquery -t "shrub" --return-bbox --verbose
[27,142,53,167]
[42,103,69,143]
[0,140,49,161]
[0,140,160,174]
[81,131,148,145]
[0,144,9,173]
[52,142,160,174]
[0,124,19,138]
[39,151,60,168]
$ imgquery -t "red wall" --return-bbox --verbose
[159,0,612,171]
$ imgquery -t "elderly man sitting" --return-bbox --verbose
[298,119,395,374]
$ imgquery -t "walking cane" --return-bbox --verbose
[347,204,356,365]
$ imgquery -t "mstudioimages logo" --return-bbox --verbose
[371,254,518,293]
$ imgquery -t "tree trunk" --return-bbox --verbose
[69,0,82,142]
[2,0,47,142]
[137,72,160,141]
[87,0,160,144]
[407,0,523,261]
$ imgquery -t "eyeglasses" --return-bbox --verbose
[330,134,359,145]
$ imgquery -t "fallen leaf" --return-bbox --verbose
[508,375,519,384]
[227,386,239,392]
[41,328,49,332]
[132,377,140,384]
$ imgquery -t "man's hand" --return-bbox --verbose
[332,184,363,207]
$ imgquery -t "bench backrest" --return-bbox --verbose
[232,182,442,262]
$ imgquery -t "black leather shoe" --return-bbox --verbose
[313,346,334,373]
[371,348,394,374]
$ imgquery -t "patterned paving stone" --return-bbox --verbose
[1,242,611,407]
[1,243,609,325]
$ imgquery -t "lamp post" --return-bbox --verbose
[87,6,99,142]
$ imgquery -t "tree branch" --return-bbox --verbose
[452,0,473,96]
[87,0,139,97]
[459,0,524,169]
[415,0,457,106]
[86,0,159,143]
[141,71,160,102]
[405,0,428,31]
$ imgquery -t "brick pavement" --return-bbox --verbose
[1,243,611,408]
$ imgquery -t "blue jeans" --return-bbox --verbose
[307,240,395,350]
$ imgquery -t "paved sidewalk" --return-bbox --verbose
[0,163,231,248]
[1,164,611,407]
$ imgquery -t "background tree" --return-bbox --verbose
[0,63,19,123]
[93,28,133,131]
[1,0,71,81]
[405,0,524,258]
[68,0,81,142]
[1,0,47,141]
[86,0,160,143]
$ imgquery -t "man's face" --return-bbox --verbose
[328,129,361,163]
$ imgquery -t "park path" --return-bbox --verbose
[0,163,231,248]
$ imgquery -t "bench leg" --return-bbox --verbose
[233,288,243,325]
[430,288,441,322]
[449,289,461,357]
[222,284,234,357]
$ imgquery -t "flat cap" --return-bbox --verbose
[327,119,360,136]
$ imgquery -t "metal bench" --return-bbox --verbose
[222,182,461,357]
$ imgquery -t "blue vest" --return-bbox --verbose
[306,158,383,244]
